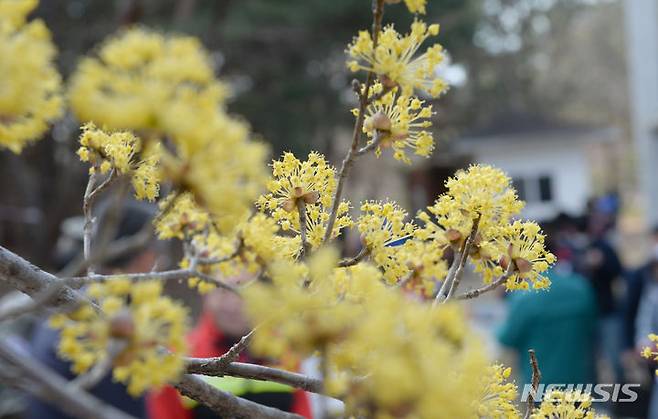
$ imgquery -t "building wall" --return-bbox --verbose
[469,138,591,221]
[624,0,658,226]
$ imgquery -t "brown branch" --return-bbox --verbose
[82,170,118,274]
[296,200,311,258]
[524,349,542,419]
[454,263,515,300]
[433,251,461,306]
[443,216,481,303]
[322,0,386,243]
[338,247,369,268]
[0,246,86,310]
[67,269,239,293]
[175,374,302,419]
[0,339,135,419]
[185,360,325,395]
[355,130,383,156]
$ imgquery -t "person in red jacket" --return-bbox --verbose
[147,277,313,419]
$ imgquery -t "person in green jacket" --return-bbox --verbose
[497,266,598,387]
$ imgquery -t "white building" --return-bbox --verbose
[624,0,658,226]
[410,114,619,222]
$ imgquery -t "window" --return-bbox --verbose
[511,174,553,204]
[538,176,553,202]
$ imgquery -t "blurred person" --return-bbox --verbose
[635,244,658,419]
[26,200,156,419]
[147,275,313,419]
[583,204,624,383]
[497,233,597,389]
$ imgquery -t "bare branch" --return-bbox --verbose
[67,269,239,294]
[433,251,460,306]
[338,247,369,268]
[322,0,386,243]
[524,349,542,419]
[442,216,481,303]
[454,263,515,300]
[0,339,135,419]
[82,170,118,274]
[185,359,325,395]
[0,246,86,310]
[296,200,311,258]
[175,374,303,419]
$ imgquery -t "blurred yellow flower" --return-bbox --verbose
[0,0,62,153]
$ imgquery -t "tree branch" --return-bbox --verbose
[0,246,86,310]
[0,339,135,419]
[175,374,303,419]
[454,263,515,300]
[185,360,325,395]
[524,349,542,419]
[442,216,481,303]
[322,0,386,243]
[296,200,311,258]
[338,247,369,268]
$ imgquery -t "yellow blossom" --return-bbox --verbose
[478,221,556,290]
[347,20,447,97]
[257,152,352,250]
[531,390,608,419]
[356,200,416,284]
[50,279,188,396]
[358,84,434,164]
[0,0,62,153]
[476,364,519,418]
[77,123,160,201]
[641,333,658,375]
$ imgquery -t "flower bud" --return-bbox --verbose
[365,111,391,132]
[109,310,135,339]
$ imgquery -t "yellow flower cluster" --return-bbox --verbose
[256,152,352,250]
[478,221,556,290]
[385,0,428,14]
[356,200,416,284]
[70,28,268,234]
[69,28,226,143]
[641,333,658,374]
[415,165,555,290]
[530,391,608,419]
[77,123,161,201]
[347,20,448,97]
[358,83,435,164]
[475,365,519,418]
[0,0,62,153]
[245,248,500,418]
[49,279,188,396]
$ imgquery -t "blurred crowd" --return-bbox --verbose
[497,194,658,419]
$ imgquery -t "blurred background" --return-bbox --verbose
[3,0,658,418]
[0,0,638,268]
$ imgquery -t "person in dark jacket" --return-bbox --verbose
[27,201,156,419]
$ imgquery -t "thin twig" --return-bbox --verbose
[524,349,542,419]
[443,216,481,303]
[338,247,369,268]
[323,0,386,243]
[433,251,461,306]
[67,269,238,293]
[355,131,383,156]
[296,200,311,258]
[82,170,117,275]
[455,262,515,300]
